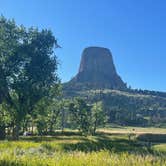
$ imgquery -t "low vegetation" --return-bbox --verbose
[0,129,166,166]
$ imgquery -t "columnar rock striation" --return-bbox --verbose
[65,47,126,90]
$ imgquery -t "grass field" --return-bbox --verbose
[99,126,166,134]
[0,127,166,166]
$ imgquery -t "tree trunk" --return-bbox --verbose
[0,125,6,140]
[92,102,98,136]
[31,122,34,135]
[61,109,65,133]
[92,117,97,135]
[49,123,53,135]
[22,118,27,134]
[12,122,20,140]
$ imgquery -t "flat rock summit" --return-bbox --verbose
[65,47,126,90]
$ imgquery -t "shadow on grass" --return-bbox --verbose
[61,133,166,156]
[61,137,142,153]
[20,136,88,142]
[137,134,166,143]
[19,131,166,156]
[20,131,85,142]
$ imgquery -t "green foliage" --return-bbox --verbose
[64,89,166,127]
[35,99,65,135]
[0,103,12,139]
[68,98,108,135]
[91,101,108,134]
[36,115,47,135]
[0,16,60,139]
[69,98,91,135]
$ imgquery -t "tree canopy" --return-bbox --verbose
[0,16,60,139]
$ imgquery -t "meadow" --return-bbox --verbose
[0,127,166,166]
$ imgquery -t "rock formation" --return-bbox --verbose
[65,46,126,90]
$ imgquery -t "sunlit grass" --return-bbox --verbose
[0,150,165,166]
[99,126,166,134]
[153,144,166,152]
[0,129,165,166]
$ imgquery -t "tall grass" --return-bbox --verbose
[0,132,165,166]
[0,150,165,166]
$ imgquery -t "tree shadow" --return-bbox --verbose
[137,134,166,143]
[61,137,140,153]
[20,132,89,142]
[19,132,166,156]
[61,133,166,156]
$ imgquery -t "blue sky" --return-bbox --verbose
[1,0,166,91]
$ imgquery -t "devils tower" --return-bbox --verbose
[65,47,126,90]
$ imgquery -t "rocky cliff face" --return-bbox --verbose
[66,47,126,90]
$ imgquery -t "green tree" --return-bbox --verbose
[0,15,22,139]
[12,30,59,139]
[47,99,63,134]
[91,101,107,135]
[0,16,60,139]
[0,103,11,139]
[69,98,91,135]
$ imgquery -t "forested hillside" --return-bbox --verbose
[63,88,166,127]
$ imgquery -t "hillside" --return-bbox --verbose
[63,87,166,127]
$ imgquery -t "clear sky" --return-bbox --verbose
[1,0,166,91]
